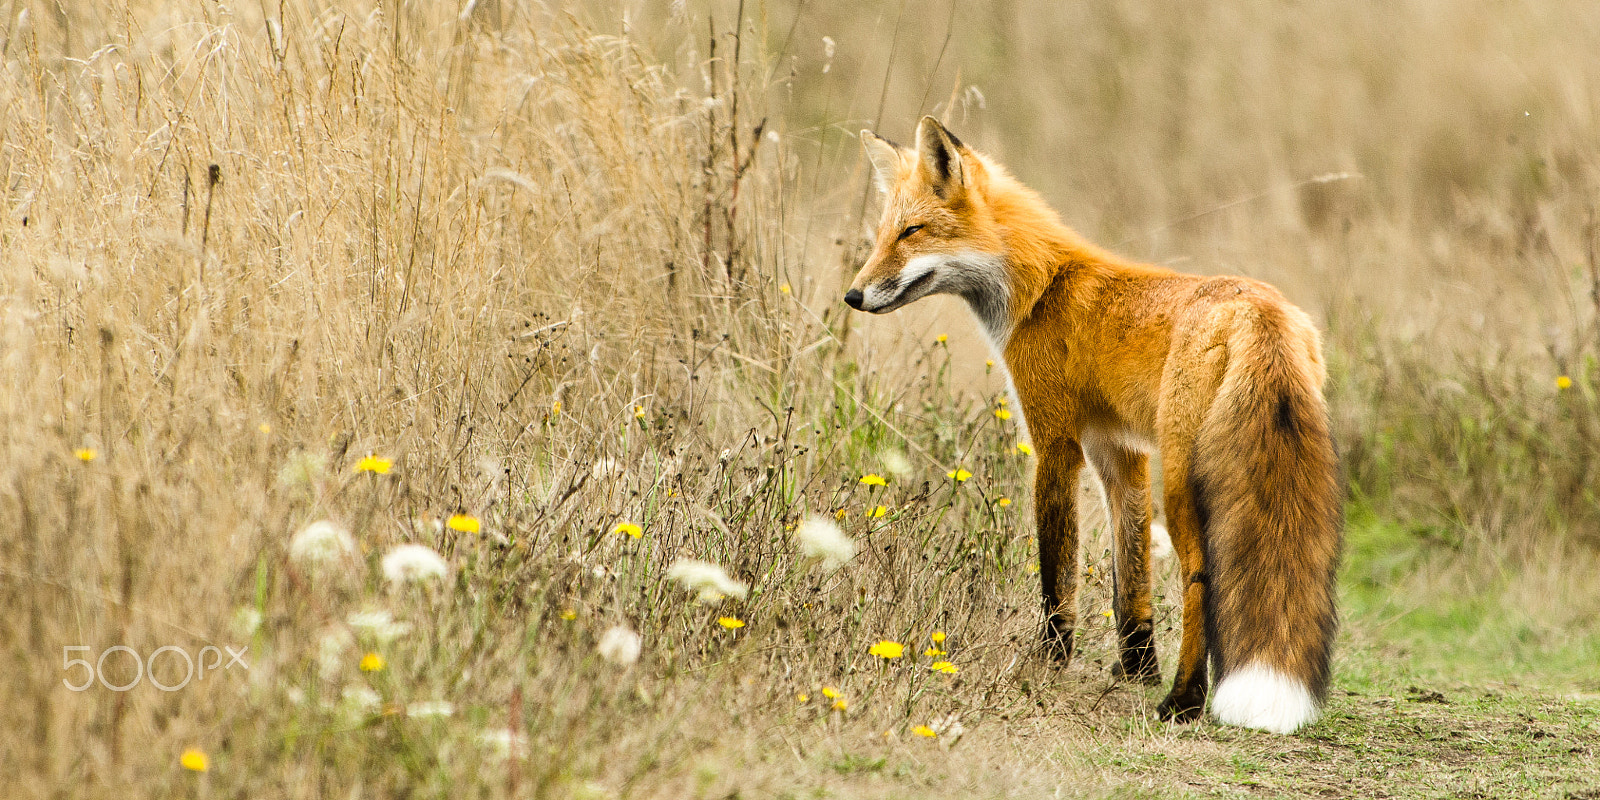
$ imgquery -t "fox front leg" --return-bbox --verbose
[1034,440,1084,663]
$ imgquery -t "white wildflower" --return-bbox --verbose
[597,625,642,666]
[408,700,455,718]
[478,728,529,760]
[930,712,966,746]
[796,516,857,571]
[881,450,913,478]
[231,606,263,637]
[382,544,449,585]
[1150,522,1174,560]
[277,450,326,487]
[317,627,353,680]
[289,520,354,568]
[339,685,382,721]
[348,608,412,644]
[666,558,748,602]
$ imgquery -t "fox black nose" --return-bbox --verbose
[844,288,864,310]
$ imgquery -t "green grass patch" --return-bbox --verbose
[1340,503,1600,690]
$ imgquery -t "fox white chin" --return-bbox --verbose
[1210,661,1320,734]
[857,252,1013,342]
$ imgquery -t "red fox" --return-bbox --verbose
[847,117,1342,734]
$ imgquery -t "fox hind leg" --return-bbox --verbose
[1155,453,1211,722]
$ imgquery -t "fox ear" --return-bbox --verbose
[915,116,966,198]
[861,130,904,194]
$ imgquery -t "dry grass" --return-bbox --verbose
[1,0,1597,796]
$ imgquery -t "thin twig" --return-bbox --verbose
[200,163,221,255]
[1113,172,1363,250]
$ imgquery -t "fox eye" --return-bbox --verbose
[896,224,924,241]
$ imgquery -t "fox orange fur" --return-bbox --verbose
[847,117,1342,734]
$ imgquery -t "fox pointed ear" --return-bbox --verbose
[861,130,904,194]
[915,116,967,198]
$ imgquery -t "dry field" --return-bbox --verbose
[1,1,1598,797]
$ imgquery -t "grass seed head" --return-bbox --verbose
[598,625,643,665]
[796,515,858,571]
[381,544,449,585]
[666,558,748,602]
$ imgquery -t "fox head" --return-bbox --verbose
[845,116,1011,339]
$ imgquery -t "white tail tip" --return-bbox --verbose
[1211,661,1320,734]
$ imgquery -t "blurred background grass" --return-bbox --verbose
[1,0,1597,795]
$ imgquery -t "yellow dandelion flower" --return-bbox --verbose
[996,397,1007,406]
[1015,442,1033,456]
[946,468,972,482]
[613,522,643,539]
[834,508,848,520]
[717,617,745,629]
[833,698,848,711]
[780,282,792,295]
[359,652,386,672]
[180,747,209,772]
[924,647,946,657]
[931,631,946,643]
[868,640,904,659]
[1102,610,1114,619]
[821,686,841,699]
[995,409,1012,420]
[797,692,809,703]
[258,423,272,434]
[551,400,562,416]
[930,661,958,674]
[354,455,392,474]
[997,497,1012,507]
[1085,565,1096,575]
[635,405,646,419]
[559,608,577,620]
[935,334,948,344]
[859,473,888,487]
[74,448,97,463]
[985,359,995,368]
[1557,375,1573,390]
[912,725,937,738]
[447,514,481,534]
[867,505,888,519]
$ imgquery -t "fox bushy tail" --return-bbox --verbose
[1192,309,1342,734]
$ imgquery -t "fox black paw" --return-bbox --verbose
[1156,690,1207,723]
[1111,657,1162,686]
[1113,621,1161,685]
[1042,620,1074,664]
